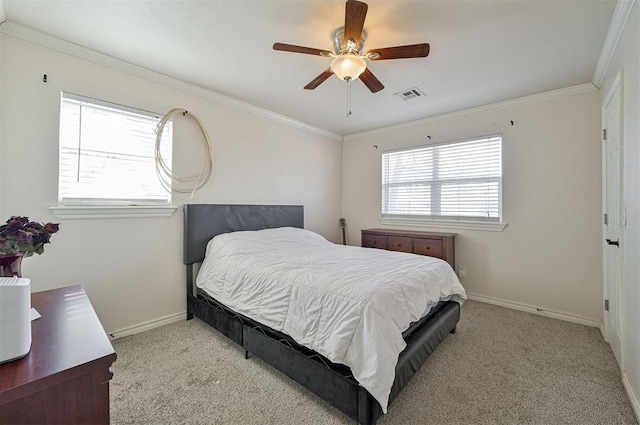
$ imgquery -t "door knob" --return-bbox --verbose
[606,238,620,247]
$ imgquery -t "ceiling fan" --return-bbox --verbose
[273,0,430,94]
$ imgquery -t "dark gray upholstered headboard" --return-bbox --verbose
[183,204,304,265]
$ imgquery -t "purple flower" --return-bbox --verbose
[15,230,33,243]
[44,223,60,234]
[8,216,29,225]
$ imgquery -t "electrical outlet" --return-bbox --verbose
[457,265,466,278]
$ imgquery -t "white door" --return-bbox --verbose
[602,75,622,367]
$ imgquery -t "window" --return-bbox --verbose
[58,92,172,206]
[382,134,502,223]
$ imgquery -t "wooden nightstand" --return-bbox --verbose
[361,228,456,268]
[0,285,116,424]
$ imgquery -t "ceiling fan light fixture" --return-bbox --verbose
[331,54,367,81]
[273,0,429,94]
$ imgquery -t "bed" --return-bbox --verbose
[184,204,464,425]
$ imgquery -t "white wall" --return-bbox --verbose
[0,34,342,334]
[600,1,640,416]
[342,89,603,324]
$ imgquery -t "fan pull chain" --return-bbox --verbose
[346,77,352,117]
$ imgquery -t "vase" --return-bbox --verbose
[0,254,23,278]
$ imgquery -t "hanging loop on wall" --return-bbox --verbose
[155,108,213,197]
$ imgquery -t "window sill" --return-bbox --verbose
[50,205,178,219]
[378,217,507,232]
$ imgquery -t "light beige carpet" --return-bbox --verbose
[111,300,638,424]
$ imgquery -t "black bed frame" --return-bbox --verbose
[183,204,460,425]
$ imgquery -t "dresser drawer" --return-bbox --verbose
[413,238,444,259]
[361,229,455,268]
[363,234,386,249]
[387,236,413,253]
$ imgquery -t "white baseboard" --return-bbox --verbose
[623,373,640,422]
[466,293,601,328]
[108,311,186,341]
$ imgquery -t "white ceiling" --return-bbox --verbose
[1,0,617,136]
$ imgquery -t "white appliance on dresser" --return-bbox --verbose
[0,277,31,363]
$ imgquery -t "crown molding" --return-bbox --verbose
[592,0,637,89]
[344,83,597,141]
[0,21,343,142]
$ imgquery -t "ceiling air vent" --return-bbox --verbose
[395,87,425,101]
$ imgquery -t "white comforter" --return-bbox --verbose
[196,227,466,412]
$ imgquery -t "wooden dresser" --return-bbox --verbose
[0,285,117,424]
[361,228,455,268]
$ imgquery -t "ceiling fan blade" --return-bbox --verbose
[273,43,332,57]
[344,0,368,49]
[367,43,430,60]
[359,68,384,93]
[304,69,334,90]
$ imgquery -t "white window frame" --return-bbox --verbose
[380,134,506,231]
[51,92,176,219]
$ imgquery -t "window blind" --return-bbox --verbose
[58,92,172,205]
[382,135,502,222]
